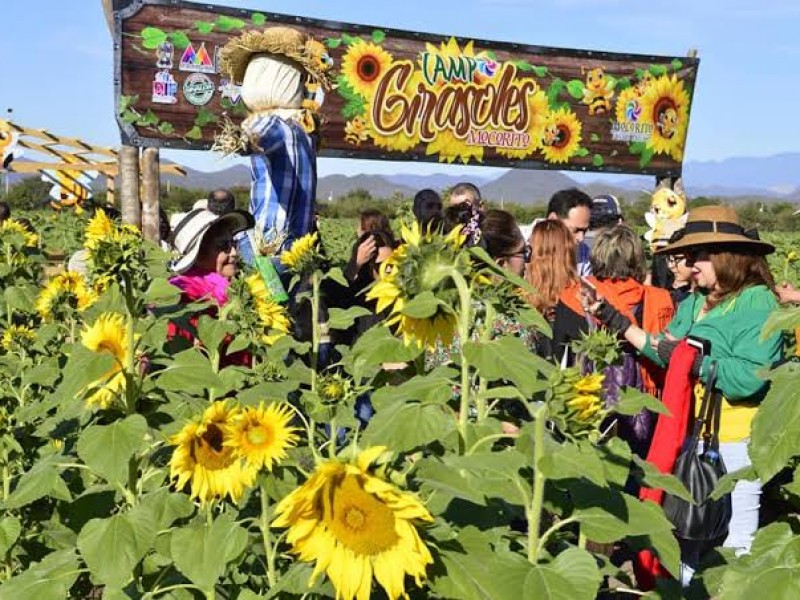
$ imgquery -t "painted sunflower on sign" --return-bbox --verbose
[614,86,642,124]
[541,107,583,164]
[367,222,469,349]
[426,129,484,165]
[638,74,690,161]
[169,401,257,505]
[496,88,549,159]
[81,312,133,410]
[273,446,433,600]
[341,39,393,99]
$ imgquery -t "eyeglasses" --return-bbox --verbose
[666,254,687,266]
[684,250,710,267]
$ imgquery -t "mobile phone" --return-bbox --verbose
[686,335,711,356]
[579,276,597,302]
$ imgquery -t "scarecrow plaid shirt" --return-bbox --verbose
[246,114,317,252]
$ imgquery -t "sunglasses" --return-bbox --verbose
[683,250,710,267]
[666,254,687,266]
[213,237,236,253]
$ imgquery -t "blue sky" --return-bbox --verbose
[2,0,799,180]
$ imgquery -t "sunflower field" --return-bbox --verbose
[1,209,800,600]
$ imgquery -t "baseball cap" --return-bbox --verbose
[590,194,622,228]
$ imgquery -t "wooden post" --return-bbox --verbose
[106,174,115,205]
[119,145,141,228]
[141,147,161,243]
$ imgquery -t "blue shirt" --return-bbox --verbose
[577,240,592,276]
[247,114,317,252]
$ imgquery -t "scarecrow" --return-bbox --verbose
[216,27,333,258]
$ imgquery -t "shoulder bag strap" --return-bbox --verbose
[701,361,721,451]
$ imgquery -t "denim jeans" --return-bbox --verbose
[680,440,761,585]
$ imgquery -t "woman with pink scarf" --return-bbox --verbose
[167,207,254,367]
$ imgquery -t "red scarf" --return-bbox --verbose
[634,339,699,588]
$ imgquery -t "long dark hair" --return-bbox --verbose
[481,209,523,259]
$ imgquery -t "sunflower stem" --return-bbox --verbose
[527,404,547,564]
[475,302,495,422]
[260,481,278,587]
[310,270,321,395]
[328,417,337,458]
[449,269,473,453]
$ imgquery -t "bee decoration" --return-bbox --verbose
[581,66,615,115]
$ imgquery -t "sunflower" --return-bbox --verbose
[84,209,114,250]
[366,222,468,349]
[319,372,354,403]
[540,107,582,164]
[567,394,603,423]
[365,68,423,153]
[496,88,549,159]
[35,271,97,320]
[1,324,36,353]
[169,401,257,505]
[0,219,38,247]
[573,373,604,395]
[224,402,298,471]
[426,129,484,165]
[280,232,320,274]
[273,446,433,600]
[638,74,690,161]
[81,312,132,409]
[245,273,291,343]
[614,86,643,124]
[341,40,394,99]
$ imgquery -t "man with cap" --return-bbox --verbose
[585,194,623,249]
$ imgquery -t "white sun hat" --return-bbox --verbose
[168,208,254,274]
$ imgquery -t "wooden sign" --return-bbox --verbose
[114,0,700,176]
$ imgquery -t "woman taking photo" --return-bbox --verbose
[583,206,783,572]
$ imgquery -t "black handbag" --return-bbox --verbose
[662,361,732,543]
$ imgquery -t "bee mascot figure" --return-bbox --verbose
[216,27,333,264]
[644,178,688,251]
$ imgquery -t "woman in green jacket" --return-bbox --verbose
[580,205,782,571]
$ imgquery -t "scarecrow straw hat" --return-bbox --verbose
[219,26,333,90]
[655,205,774,255]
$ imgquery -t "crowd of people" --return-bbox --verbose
[4,180,800,586]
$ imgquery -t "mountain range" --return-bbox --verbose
[6,153,800,206]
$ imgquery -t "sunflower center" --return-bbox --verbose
[553,124,570,148]
[245,424,271,447]
[356,55,380,82]
[328,475,399,556]
[194,424,235,471]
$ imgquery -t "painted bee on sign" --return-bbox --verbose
[581,66,615,115]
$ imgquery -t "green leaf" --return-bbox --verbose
[194,21,215,34]
[546,79,566,109]
[328,306,373,330]
[671,59,683,70]
[194,108,217,128]
[363,400,456,453]
[463,336,553,397]
[537,440,606,487]
[590,133,600,142]
[140,27,167,50]
[401,291,443,319]
[761,306,800,340]
[0,549,79,600]
[4,283,37,313]
[251,12,267,26]
[137,109,160,127]
[156,349,225,392]
[170,514,248,590]
[592,154,604,167]
[371,29,386,43]
[77,507,157,587]
[215,15,246,32]
[22,358,60,388]
[629,141,646,155]
[158,121,175,136]
[138,488,196,530]
[0,516,21,555]
[5,457,68,509]
[144,277,181,304]
[567,79,585,99]
[710,465,757,501]
[639,146,654,168]
[265,561,335,598]
[575,147,590,157]
[617,77,631,90]
[750,362,800,481]
[341,33,361,46]
[431,529,502,599]
[324,37,342,49]
[533,66,548,77]
[185,125,203,140]
[167,31,191,50]
[632,455,693,503]
[348,324,422,367]
[76,415,147,485]
[342,98,366,119]
[53,342,117,403]
[615,387,669,416]
[512,60,534,72]
[416,457,486,506]
[649,64,668,76]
